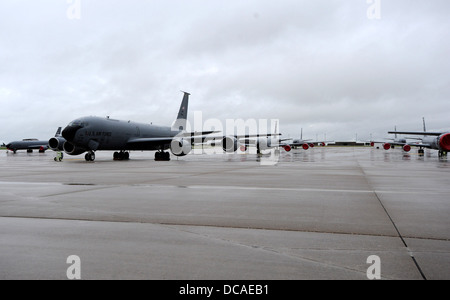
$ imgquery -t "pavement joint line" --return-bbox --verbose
[356,159,428,280]
[0,215,447,242]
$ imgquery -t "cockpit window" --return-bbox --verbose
[68,119,88,127]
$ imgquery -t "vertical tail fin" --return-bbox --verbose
[423,117,426,132]
[55,127,62,137]
[171,91,190,132]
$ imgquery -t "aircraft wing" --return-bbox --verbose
[289,142,310,147]
[178,131,220,137]
[409,143,432,149]
[126,133,282,148]
[388,131,442,136]
[126,137,175,148]
[201,133,281,142]
[26,144,48,149]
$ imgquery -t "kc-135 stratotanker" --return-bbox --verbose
[49,92,281,161]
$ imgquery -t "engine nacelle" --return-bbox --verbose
[283,145,292,152]
[63,141,86,155]
[302,143,309,150]
[439,133,450,151]
[222,136,238,152]
[170,138,192,156]
[383,143,391,150]
[49,137,67,151]
[403,144,411,152]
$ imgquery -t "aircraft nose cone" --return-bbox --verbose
[62,125,82,141]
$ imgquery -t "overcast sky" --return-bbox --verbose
[1,0,449,144]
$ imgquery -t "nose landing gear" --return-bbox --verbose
[85,151,95,161]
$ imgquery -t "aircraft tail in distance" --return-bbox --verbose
[171,91,190,132]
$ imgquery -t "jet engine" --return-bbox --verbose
[48,137,67,151]
[383,143,391,150]
[439,133,450,151]
[302,143,309,150]
[283,145,292,152]
[170,138,192,156]
[222,136,238,152]
[403,144,411,152]
[63,141,86,155]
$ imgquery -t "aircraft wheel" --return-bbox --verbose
[155,151,170,161]
[124,152,130,160]
[85,152,95,161]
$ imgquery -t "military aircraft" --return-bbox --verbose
[388,128,450,157]
[58,92,281,161]
[289,129,332,150]
[6,127,62,153]
[237,122,292,154]
[386,118,450,157]
[371,126,415,152]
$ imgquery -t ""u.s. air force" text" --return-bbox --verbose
[84,131,112,137]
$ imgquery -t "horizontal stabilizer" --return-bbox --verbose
[388,131,442,136]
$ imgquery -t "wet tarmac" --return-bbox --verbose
[0,147,449,279]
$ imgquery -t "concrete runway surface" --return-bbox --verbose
[0,147,449,280]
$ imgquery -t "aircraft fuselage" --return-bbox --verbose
[62,116,181,153]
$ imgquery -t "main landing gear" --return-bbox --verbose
[438,151,448,158]
[113,151,130,160]
[155,150,170,161]
[85,151,95,161]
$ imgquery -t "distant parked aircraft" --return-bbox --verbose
[289,128,332,150]
[387,118,450,157]
[6,127,62,154]
[371,126,415,152]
